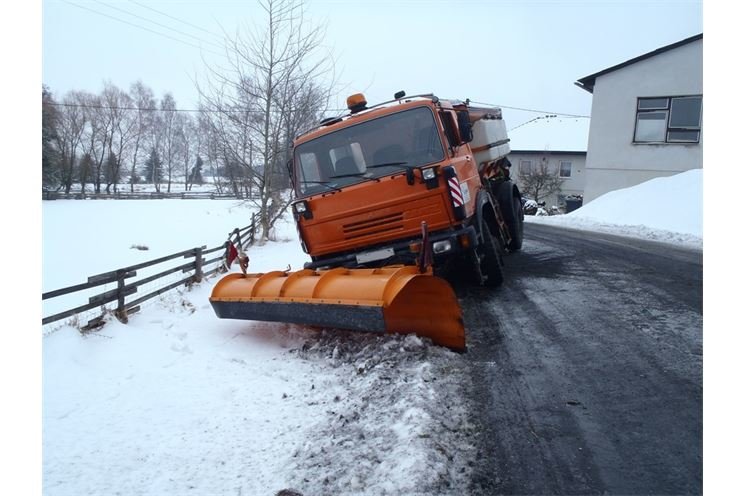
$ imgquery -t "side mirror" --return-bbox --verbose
[457,112,473,144]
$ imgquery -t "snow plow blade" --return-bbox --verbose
[209,266,465,350]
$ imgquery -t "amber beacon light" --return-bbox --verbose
[346,93,368,113]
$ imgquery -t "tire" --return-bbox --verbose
[473,215,504,287]
[507,194,524,251]
[497,182,524,251]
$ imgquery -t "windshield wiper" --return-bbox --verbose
[329,161,411,180]
[366,161,410,169]
[327,162,413,182]
[328,171,369,179]
[301,180,342,193]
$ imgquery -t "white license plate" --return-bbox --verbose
[356,248,395,264]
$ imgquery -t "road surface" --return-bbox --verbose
[460,222,702,495]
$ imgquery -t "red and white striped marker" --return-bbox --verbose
[448,177,464,207]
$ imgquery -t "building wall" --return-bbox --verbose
[584,39,703,203]
[509,151,586,209]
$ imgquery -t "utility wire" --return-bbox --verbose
[48,101,349,114]
[49,98,587,120]
[62,0,226,58]
[128,0,224,42]
[469,100,590,119]
[92,0,225,51]
[509,114,557,132]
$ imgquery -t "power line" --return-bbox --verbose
[48,101,349,114]
[469,100,590,119]
[49,99,587,120]
[128,0,224,42]
[92,0,224,51]
[509,114,557,132]
[62,0,225,59]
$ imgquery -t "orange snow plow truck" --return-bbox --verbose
[210,91,524,351]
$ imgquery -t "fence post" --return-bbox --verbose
[250,212,257,246]
[115,269,128,323]
[193,247,203,283]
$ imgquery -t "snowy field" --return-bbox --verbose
[42,200,477,496]
[527,169,703,249]
[42,170,703,495]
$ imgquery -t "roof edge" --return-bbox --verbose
[575,33,703,94]
[510,150,587,156]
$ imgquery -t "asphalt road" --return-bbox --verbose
[458,222,703,496]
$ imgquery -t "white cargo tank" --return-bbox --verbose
[470,114,511,165]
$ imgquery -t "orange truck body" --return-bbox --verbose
[210,92,522,351]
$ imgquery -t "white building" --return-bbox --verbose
[508,116,590,210]
[575,33,703,203]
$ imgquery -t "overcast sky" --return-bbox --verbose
[43,0,702,130]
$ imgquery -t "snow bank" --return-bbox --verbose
[527,169,703,248]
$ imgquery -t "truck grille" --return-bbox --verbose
[342,212,404,240]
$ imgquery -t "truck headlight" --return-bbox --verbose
[293,200,312,219]
[422,168,436,180]
[432,240,452,254]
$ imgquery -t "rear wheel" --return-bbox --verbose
[507,194,524,250]
[473,215,504,287]
[498,183,524,251]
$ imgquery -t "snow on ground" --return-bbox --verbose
[42,199,252,292]
[43,169,705,493]
[43,199,477,496]
[526,169,703,249]
[42,199,259,320]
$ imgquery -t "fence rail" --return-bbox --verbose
[42,213,258,331]
[42,190,251,201]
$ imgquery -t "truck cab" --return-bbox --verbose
[290,92,521,283]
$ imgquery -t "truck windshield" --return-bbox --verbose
[294,106,445,196]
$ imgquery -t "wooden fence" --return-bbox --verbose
[42,213,258,331]
[42,190,250,201]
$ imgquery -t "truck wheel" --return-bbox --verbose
[475,216,504,287]
[496,182,524,251]
[507,194,524,251]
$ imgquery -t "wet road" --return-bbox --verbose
[459,223,703,495]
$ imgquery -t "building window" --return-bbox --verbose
[519,159,533,175]
[634,95,702,143]
[559,161,572,178]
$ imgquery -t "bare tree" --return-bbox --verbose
[148,108,164,192]
[54,91,88,194]
[42,86,62,190]
[199,0,334,241]
[78,91,113,193]
[159,93,180,193]
[77,152,94,192]
[518,155,564,203]
[128,81,156,191]
[102,83,137,193]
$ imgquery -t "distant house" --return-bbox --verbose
[575,33,703,203]
[507,116,590,209]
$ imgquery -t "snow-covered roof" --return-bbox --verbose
[507,115,590,153]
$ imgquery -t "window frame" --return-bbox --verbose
[559,160,572,178]
[633,95,702,144]
[519,159,533,175]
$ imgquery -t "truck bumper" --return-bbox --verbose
[304,225,477,270]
